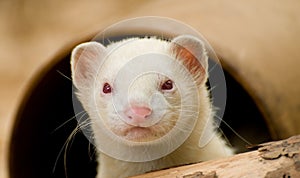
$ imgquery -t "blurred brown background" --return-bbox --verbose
[1,0,300,177]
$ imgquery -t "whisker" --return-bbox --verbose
[56,70,72,81]
[215,115,252,146]
[77,112,90,124]
[52,110,86,133]
[88,139,97,160]
[208,85,217,93]
[173,104,199,108]
[216,125,233,147]
[52,125,80,175]
[53,113,92,177]
[63,127,82,178]
[208,62,220,73]
[107,37,113,45]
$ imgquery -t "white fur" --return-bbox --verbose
[71,36,233,178]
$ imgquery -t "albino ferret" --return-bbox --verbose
[70,35,233,178]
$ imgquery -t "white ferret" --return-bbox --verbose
[70,35,233,178]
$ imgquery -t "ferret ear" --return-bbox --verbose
[70,42,106,89]
[170,35,208,84]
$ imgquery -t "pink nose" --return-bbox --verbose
[124,105,152,126]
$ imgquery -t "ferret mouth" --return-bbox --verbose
[109,117,175,142]
[122,126,155,142]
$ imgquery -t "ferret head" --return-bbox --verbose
[71,35,209,145]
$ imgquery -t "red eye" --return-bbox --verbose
[103,83,112,94]
[161,80,173,90]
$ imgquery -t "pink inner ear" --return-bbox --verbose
[71,43,103,88]
[71,41,108,89]
[73,48,93,83]
[172,44,206,84]
[72,47,85,72]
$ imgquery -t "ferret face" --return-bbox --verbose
[96,56,182,142]
[71,36,208,144]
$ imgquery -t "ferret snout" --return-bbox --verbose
[124,105,152,127]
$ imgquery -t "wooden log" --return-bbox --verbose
[131,135,300,178]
